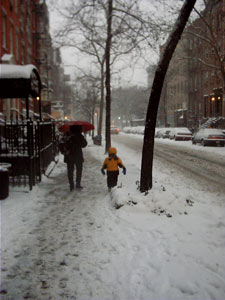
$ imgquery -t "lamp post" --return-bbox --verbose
[36,96,42,121]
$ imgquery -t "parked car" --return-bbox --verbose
[155,128,163,138]
[169,127,192,141]
[155,128,169,138]
[111,126,119,134]
[162,129,171,139]
[192,128,225,146]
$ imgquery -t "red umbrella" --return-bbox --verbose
[58,120,94,133]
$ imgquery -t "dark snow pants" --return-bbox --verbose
[107,170,119,188]
[67,160,83,189]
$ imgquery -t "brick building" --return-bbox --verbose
[0,0,70,120]
[156,0,225,129]
[1,0,37,118]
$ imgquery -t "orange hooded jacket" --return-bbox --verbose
[102,147,125,172]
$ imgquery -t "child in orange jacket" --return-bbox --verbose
[101,147,126,191]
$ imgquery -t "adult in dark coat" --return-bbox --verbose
[65,125,87,191]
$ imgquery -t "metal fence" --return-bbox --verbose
[0,119,59,190]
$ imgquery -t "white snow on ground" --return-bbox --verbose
[0,134,225,300]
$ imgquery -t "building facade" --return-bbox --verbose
[156,0,225,129]
[1,0,38,118]
[0,0,71,120]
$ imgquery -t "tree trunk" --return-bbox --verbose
[105,0,113,153]
[140,0,197,193]
[97,62,105,139]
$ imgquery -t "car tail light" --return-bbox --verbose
[208,135,224,140]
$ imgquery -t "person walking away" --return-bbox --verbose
[101,147,126,191]
[65,125,87,191]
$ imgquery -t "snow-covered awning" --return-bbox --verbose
[0,64,42,98]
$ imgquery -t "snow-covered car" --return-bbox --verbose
[192,128,225,147]
[155,128,168,138]
[110,126,119,134]
[162,129,171,139]
[169,127,192,141]
[155,128,162,138]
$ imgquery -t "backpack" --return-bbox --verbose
[58,136,72,155]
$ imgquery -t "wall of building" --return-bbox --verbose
[156,0,225,129]
[0,0,72,121]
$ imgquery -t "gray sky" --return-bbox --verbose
[46,0,203,87]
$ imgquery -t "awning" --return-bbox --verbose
[0,64,42,98]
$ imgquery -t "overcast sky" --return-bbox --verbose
[46,0,203,88]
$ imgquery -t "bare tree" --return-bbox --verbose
[105,0,113,151]
[140,0,197,193]
[73,75,100,136]
[50,0,161,150]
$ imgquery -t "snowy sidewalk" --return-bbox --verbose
[1,148,111,299]
[1,140,225,300]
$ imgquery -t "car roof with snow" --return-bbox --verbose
[199,128,225,135]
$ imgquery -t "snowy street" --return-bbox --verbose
[113,134,225,193]
[1,135,225,300]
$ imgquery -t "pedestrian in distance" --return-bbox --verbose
[101,147,126,191]
[59,125,87,191]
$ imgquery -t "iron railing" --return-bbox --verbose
[0,119,59,190]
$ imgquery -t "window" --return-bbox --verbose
[2,13,7,49]
[194,37,197,48]
[15,0,18,13]
[218,40,221,54]
[27,48,32,64]
[217,13,222,29]
[190,77,193,91]
[9,0,13,12]
[10,22,14,54]
[21,45,25,64]
[16,29,19,61]
[217,70,221,79]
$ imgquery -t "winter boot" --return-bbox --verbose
[70,182,74,191]
[76,184,83,189]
